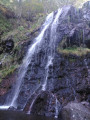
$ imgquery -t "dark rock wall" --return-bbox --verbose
[24,53,90,117]
[52,53,90,104]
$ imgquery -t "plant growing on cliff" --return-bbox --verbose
[57,47,90,56]
[0,64,19,82]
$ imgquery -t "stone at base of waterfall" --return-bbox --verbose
[8,106,17,111]
[28,91,61,118]
[61,102,90,120]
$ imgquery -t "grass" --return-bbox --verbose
[0,64,18,82]
[58,47,90,56]
[2,13,45,49]
[0,3,45,83]
[0,12,45,83]
[0,13,12,32]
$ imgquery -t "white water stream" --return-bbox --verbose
[0,12,54,109]
[10,12,54,107]
[42,8,62,91]
[0,8,63,119]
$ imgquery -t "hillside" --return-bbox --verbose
[0,3,45,84]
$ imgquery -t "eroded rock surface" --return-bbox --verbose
[61,102,90,120]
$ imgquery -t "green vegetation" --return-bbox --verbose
[0,52,20,82]
[0,13,12,32]
[69,58,76,62]
[0,64,18,82]
[0,1,46,83]
[2,13,45,50]
[58,47,90,56]
[0,0,89,16]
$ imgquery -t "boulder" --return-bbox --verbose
[61,102,90,120]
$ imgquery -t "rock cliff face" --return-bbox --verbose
[0,1,90,120]
[23,53,90,118]
[23,2,90,119]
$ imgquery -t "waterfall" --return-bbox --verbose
[51,93,60,118]
[55,98,59,118]
[10,12,54,108]
[41,8,62,118]
[0,12,54,109]
[0,8,63,118]
[27,92,41,114]
[42,8,62,91]
[25,8,63,117]
[42,56,53,91]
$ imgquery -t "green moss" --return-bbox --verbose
[0,13,12,32]
[0,9,45,84]
[30,13,45,32]
[68,58,76,63]
[1,13,45,55]
[0,64,18,82]
[0,52,20,82]
[57,47,90,56]
[18,26,25,31]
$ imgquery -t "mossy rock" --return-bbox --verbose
[57,47,90,56]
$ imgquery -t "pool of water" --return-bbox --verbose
[0,110,56,120]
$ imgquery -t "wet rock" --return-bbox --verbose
[81,101,90,109]
[30,91,61,118]
[8,106,17,111]
[56,3,90,49]
[51,54,90,106]
[85,40,90,49]
[0,72,17,105]
[0,38,14,53]
[3,39,14,52]
[61,102,90,120]
[0,88,7,96]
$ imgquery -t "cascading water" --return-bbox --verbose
[42,8,62,91]
[0,8,63,118]
[0,12,54,109]
[42,56,53,91]
[55,98,59,118]
[10,12,54,108]
[51,93,61,118]
[41,9,62,118]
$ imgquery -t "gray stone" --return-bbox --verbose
[61,102,90,120]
